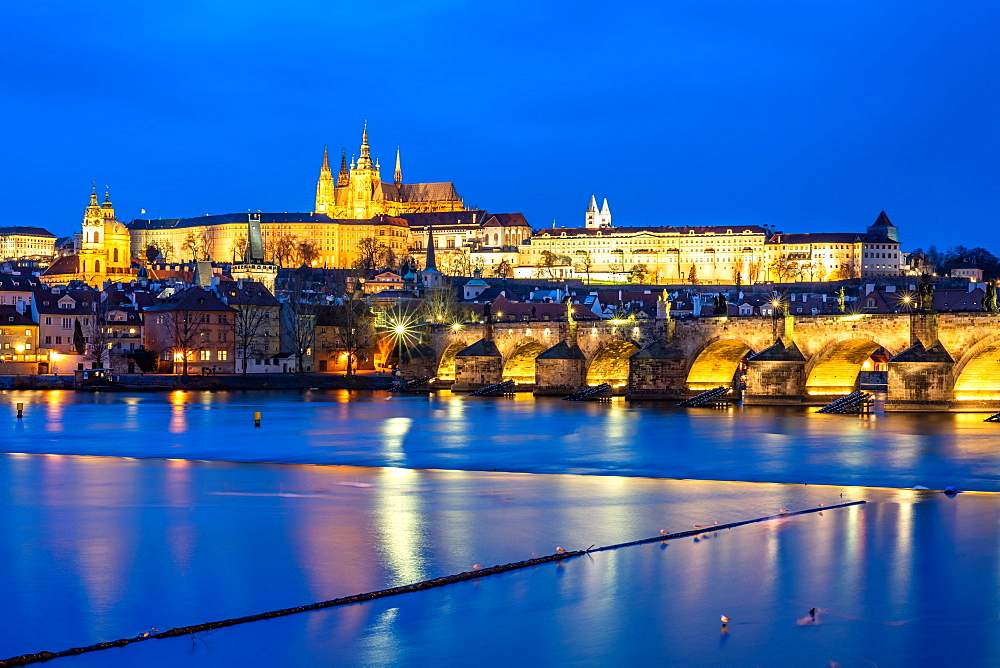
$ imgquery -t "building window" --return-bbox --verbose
[218,350,228,361]
[200,350,211,361]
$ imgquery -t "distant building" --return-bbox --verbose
[519,224,770,284]
[764,211,902,282]
[951,266,984,283]
[0,226,57,262]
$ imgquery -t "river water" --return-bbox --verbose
[2,390,999,665]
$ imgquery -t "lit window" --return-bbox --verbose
[200,350,211,361]
[218,350,228,361]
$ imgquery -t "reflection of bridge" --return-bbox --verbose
[402,312,1000,411]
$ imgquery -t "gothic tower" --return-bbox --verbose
[394,147,403,188]
[349,123,381,219]
[585,194,599,228]
[598,197,612,228]
[337,149,349,187]
[315,146,335,214]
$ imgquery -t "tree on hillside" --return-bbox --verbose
[574,252,594,284]
[688,265,698,285]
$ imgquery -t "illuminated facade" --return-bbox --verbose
[315,125,466,219]
[764,212,902,282]
[0,227,57,261]
[519,224,770,284]
[41,187,135,287]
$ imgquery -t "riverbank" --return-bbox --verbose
[0,373,395,391]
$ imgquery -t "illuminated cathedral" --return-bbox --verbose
[314,124,466,219]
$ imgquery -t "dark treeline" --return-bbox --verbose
[912,245,1000,281]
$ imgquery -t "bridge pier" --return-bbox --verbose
[533,342,586,395]
[743,339,807,405]
[625,340,689,400]
[884,342,956,411]
[452,339,503,392]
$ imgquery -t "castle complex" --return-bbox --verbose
[314,124,466,219]
[30,128,904,288]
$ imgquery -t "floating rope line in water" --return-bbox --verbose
[0,500,865,667]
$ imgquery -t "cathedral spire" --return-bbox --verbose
[338,149,349,187]
[394,146,402,187]
[321,145,330,173]
[585,193,598,228]
[357,121,372,169]
[89,182,99,207]
[102,186,113,209]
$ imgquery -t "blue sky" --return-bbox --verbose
[3,1,998,250]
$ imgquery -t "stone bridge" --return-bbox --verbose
[402,312,1000,411]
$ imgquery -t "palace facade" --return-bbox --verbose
[0,227,57,262]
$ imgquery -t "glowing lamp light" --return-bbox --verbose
[451,323,462,331]
[902,296,912,304]
[15,345,24,353]
[394,325,406,335]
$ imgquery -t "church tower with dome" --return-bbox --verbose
[41,185,136,286]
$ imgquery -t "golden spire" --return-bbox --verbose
[357,120,372,168]
[394,146,402,187]
[102,185,113,208]
[320,145,330,173]
[89,181,99,207]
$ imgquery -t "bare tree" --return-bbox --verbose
[86,297,115,369]
[230,286,275,374]
[329,294,373,377]
[574,252,594,284]
[198,230,214,261]
[353,237,382,271]
[231,233,247,263]
[163,309,201,375]
[283,273,319,373]
[628,263,650,284]
[182,232,200,262]
[297,239,321,267]
[746,258,763,284]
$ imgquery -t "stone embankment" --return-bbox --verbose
[0,374,394,391]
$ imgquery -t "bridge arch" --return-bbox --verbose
[685,336,756,391]
[502,338,547,385]
[436,340,469,381]
[585,337,641,387]
[804,333,898,397]
[952,334,1000,401]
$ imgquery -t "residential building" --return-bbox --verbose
[143,286,236,374]
[213,280,283,372]
[0,306,42,374]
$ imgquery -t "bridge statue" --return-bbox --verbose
[918,274,934,312]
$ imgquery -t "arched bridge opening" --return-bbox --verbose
[953,337,1000,402]
[686,339,754,391]
[586,339,640,388]
[436,341,467,381]
[805,338,888,398]
[502,340,546,385]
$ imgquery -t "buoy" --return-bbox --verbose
[720,615,730,625]
[254,411,261,427]
[16,402,23,419]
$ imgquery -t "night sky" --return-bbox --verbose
[4,1,998,250]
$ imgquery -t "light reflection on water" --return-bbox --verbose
[4,389,1000,490]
